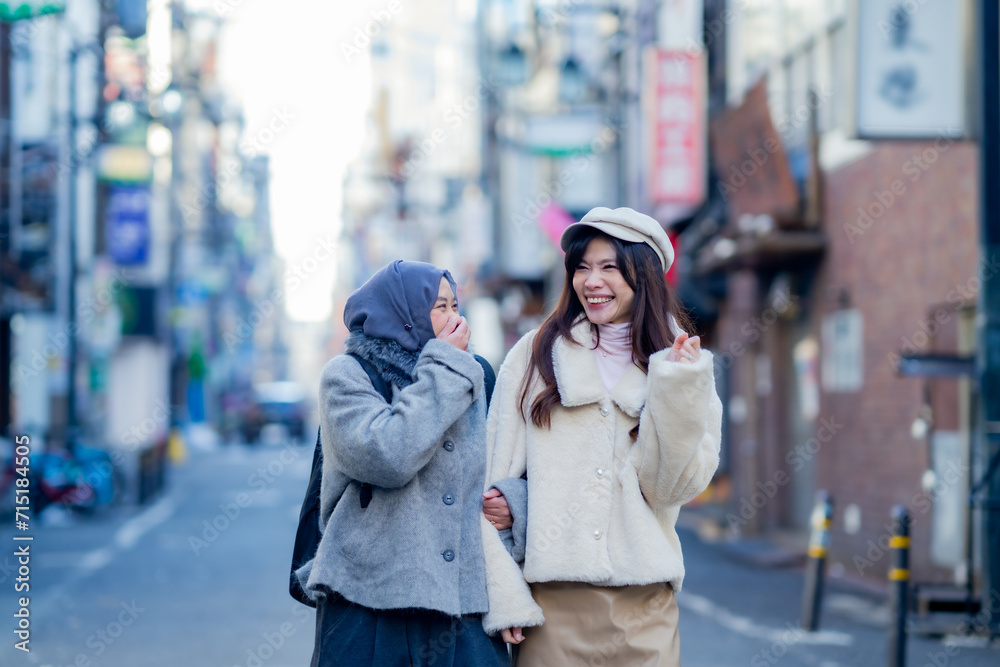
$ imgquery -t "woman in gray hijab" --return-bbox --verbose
[299,260,509,667]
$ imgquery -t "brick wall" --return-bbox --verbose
[817,139,980,585]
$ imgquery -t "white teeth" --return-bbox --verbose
[587,297,613,304]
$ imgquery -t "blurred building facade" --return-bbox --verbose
[335,0,500,360]
[0,1,285,500]
[682,0,992,607]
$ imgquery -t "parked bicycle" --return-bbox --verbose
[0,433,123,518]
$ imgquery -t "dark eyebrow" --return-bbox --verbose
[435,296,458,304]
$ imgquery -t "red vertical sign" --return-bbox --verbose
[648,50,706,206]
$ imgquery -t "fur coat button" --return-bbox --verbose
[600,407,609,417]
[593,529,603,540]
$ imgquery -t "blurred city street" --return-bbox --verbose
[2,0,1000,664]
[1,439,998,666]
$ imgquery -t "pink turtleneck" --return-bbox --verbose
[593,323,635,393]
[592,317,688,393]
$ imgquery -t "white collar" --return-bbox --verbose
[551,318,647,418]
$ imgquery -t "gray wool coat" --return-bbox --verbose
[299,337,496,617]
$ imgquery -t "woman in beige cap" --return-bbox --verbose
[478,206,723,665]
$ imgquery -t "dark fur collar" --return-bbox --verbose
[344,331,419,389]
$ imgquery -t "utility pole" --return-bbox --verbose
[1,21,11,438]
[976,0,1000,617]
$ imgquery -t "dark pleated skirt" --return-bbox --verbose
[310,588,509,667]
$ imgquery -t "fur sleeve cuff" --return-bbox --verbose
[480,515,545,634]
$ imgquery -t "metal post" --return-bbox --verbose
[800,489,833,631]
[976,0,1000,617]
[65,41,78,449]
[887,505,911,667]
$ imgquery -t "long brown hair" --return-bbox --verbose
[519,227,693,429]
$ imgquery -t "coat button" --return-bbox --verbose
[596,468,604,478]
[442,549,455,562]
[442,440,455,452]
[600,407,609,417]
[443,494,455,505]
[593,530,603,540]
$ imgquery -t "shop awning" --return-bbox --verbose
[694,230,826,275]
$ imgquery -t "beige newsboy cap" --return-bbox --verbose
[560,206,674,273]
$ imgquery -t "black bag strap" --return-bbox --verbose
[346,353,389,510]
[289,426,324,607]
[476,354,496,410]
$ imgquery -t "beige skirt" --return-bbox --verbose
[513,581,680,667]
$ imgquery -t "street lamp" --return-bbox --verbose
[558,55,588,106]
[494,42,527,87]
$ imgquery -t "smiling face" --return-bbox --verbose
[429,276,459,336]
[572,237,635,325]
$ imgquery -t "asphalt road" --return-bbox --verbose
[1,441,997,666]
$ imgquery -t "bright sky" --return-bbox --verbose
[208,0,374,322]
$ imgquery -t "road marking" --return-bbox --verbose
[27,494,179,620]
[677,591,854,646]
[114,495,177,550]
[78,548,114,572]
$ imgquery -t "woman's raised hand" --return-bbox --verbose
[669,332,701,364]
[437,315,470,351]
[482,488,512,530]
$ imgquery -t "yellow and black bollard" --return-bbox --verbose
[887,505,911,667]
[800,490,833,631]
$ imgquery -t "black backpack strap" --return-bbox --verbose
[289,425,323,607]
[347,353,393,403]
[474,354,496,411]
[346,353,392,510]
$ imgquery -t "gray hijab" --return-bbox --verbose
[343,260,457,352]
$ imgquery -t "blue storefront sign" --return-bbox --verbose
[106,185,150,266]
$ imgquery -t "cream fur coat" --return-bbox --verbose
[479,319,723,634]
